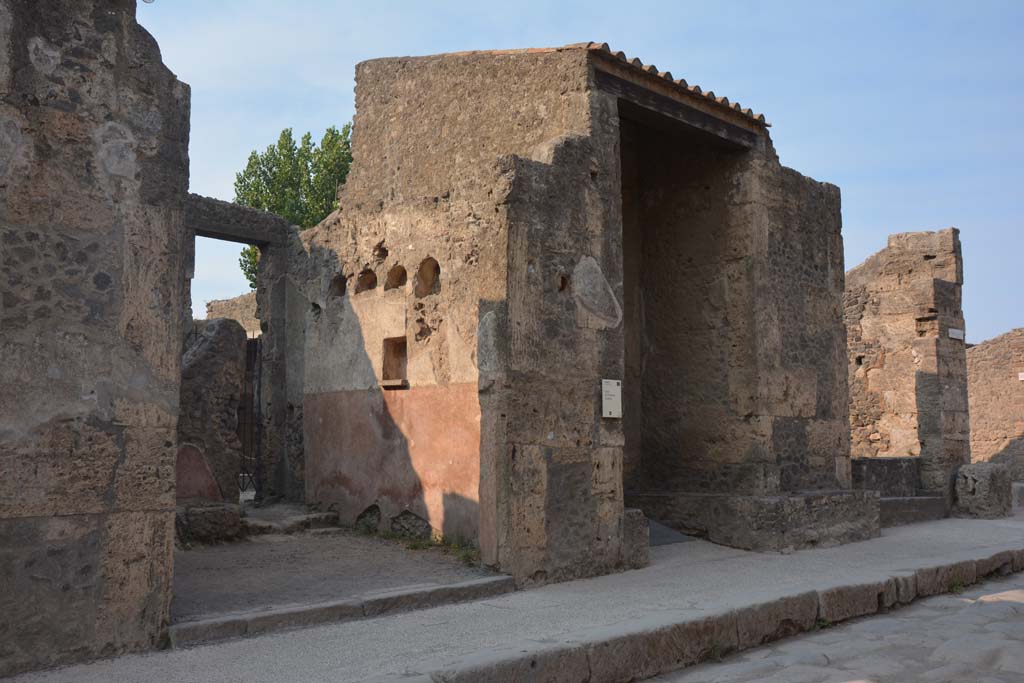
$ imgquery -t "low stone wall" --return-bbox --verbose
[967,328,1024,479]
[205,291,260,337]
[954,463,1012,518]
[851,457,921,497]
[627,490,880,552]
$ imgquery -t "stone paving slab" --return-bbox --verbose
[653,571,1024,682]
[172,528,494,622]
[13,513,1024,683]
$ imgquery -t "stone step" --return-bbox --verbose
[168,574,516,648]
[880,496,948,527]
[242,511,339,535]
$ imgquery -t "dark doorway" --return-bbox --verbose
[619,102,748,495]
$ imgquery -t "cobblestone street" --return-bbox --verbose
[657,572,1024,683]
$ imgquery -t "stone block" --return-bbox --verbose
[817,581,884,623]
[431,641,590,683]
[621,508,650,570]
[1013,549,1024,573]
[954,463,1013,518]
[893,573,918,605]
[178,504,243,544]
[914,560,977,597]
[584,610,738,682]
[851,457,920,497]
[627,490,880,552]
[976,550,1015,578]
[736,592,818,649]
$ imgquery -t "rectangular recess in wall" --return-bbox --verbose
[382,336,408,389]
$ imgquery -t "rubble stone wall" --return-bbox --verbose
[292,50,596,562]
[967,328,1024,479]
[845,229,970,495]
[206,291,259,337]
[176,318,247,502]
[0,0,189,674]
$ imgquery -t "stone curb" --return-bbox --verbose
[167,575,516,649]
[369,547,1024,682]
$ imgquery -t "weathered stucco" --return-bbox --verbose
[845,229,970,497]
[967,328,1024,479]
[0,1,189,674]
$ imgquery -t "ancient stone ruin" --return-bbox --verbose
[287,42,878,572]
[844,229,970,524]
[205,291,260,337]
[0,2,287,674]
[15,1,1020,676]
[967,328,1024,479]
[1,2,188,673]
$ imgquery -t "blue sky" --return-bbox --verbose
[139,1,1023,342]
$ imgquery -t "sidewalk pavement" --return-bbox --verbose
[12,513,1024,683]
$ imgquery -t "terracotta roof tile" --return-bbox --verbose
[567,41,768,125]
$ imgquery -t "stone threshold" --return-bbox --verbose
[371,547,1024,682]
[168,574,516,648]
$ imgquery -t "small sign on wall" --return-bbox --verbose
[602,379,622,419]
[1018,372,1024,382]
[948,327,965,341]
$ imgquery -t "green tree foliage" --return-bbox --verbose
[234,124,353,288]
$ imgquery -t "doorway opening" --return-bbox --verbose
[619,101,748,497]
[177,235,262,510]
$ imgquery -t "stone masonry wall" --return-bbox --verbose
[290,44,870,580]
[206,291,259,337]
[176,318,247,502]
[968,329,1024,479]
[0,0,189,675]
[290,49,595,570]
[845,229,970,495]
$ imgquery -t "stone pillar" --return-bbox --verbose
[257,243,295,500]
[845,229,970,499]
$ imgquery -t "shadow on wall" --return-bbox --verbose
[988,435,1024,481]
[915,369,966,496]
[300,241,480,543]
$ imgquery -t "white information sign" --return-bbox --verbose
[602,379,622,419]
[1018,372,1024,382]
[948,328,965,341]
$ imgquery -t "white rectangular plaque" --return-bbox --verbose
[948,327,965,341]
[1018,372,1024,382]
[602,379,622,419]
